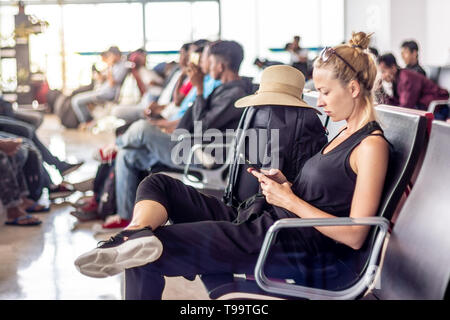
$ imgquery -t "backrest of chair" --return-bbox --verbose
[375,121,450,300]
[374,105,429,221]
[339,105,428,278]
[423,65,441,84]
[437,66,450,91]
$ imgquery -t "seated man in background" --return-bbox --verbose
[128,49,165,98]
[110,49,165,123]
[148,41,221,134]
[253,57,284,70]
[375,53,449,111]
[286,35,308,78]
[143,43,191,119]
[401,40,426,76]
[101,40,252,230]
[71,46,129,127]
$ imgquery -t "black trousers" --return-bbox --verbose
[125,174,317,300]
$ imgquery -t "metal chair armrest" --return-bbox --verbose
[254,216,389,300]
[183,142,233,184]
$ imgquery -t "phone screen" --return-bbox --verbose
[189,52,200,65]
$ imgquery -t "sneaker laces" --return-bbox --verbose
[97,234,123,248]
[96,227,152,248]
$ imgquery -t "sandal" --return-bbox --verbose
[5,215,42,226]
[49,183,75,200]
[70,210,101,222]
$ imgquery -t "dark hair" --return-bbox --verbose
[368,47,379,58]
[192,39,210,54]
[401,40,419,53]
[193,39,209,48]
[181,42,192,52]
[209,40,244,73]
[107,46,121,56]
[378,53,399,68]
[294,35,300,41]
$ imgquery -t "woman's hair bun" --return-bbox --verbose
[348,31,372,50]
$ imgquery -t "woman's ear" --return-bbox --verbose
[349,79,361,99]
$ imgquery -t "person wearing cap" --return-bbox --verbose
[71,46,129,126]
[73,32,390,301]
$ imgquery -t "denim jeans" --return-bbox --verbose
[114,119,182,220]
[111,90,158,123]
[71,88,117,123]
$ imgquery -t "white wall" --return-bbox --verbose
[344,0,450,66]
[426,0,450,65]
[390,0,426,67]
[344,0,391,52]
[220,0,344,79]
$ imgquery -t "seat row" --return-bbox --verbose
[153,104,449,300]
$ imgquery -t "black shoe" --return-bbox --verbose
[48,183,75,200]
[60,161,84,177]
[74,227,162,278]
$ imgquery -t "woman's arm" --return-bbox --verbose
[252,135,389,250]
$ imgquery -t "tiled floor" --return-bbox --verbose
[0,114,209,300]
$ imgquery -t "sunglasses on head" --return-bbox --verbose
[320,47,357,73]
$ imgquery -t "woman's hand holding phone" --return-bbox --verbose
[247,167,289,184]
[247,167,295,208]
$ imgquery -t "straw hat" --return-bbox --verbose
[235,65,315,110]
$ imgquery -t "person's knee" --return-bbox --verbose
[129,119,148,134]
[111,106,124,118]
[139,173,172,190]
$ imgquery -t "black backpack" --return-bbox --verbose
[52,92,79,129]
[52,84,95,129]
[93,162,117,220]
[223,105,327,208]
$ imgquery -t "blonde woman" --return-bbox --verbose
[75,32,390,300]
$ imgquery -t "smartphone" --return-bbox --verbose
[239,153,261,172]
[189,52,200,66]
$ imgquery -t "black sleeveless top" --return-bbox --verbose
[291,121,385,218]
[235,121,387,256]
